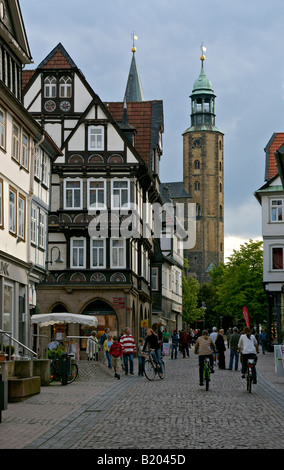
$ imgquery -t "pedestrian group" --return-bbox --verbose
[88,324,264,383]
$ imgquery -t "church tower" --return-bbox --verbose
[183,47,224,284]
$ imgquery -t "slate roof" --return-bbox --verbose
[124,52,145,102]
[160,182,191,200]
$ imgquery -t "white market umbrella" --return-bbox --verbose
[30,312,98,327]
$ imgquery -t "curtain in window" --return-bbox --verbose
[273,248,283,270]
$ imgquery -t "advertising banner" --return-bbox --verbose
[242,306,250,328]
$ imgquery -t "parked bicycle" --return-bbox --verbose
[50,354,78,384]
[246,356,257,393]
[143,351,165,381]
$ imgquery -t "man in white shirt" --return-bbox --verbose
[210,327,218,364]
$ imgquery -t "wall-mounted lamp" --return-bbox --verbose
[47,246,64,266]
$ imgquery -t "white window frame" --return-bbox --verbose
[31,205,37,244]
[71,237,86,269]
[38,211,45,249]
[18,194,26,240]
[271,199,284,223]
[22,132,29,169]
[44,76,56,98]
[91,238,106,269]
[151,267,159,291]
[42,152,49,186]
[12,122,20,162]
[88,125,104,151]
[9,187,16,234]
[64,178,83,210]
[111,179,130,209]
[0,107,5,149]
[34,146,41,179]
[87,179,106,209]
[59,76,72,98]
[110,238,126,269]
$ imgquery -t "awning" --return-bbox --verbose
[30,312,98,327]
[151,314,167,327]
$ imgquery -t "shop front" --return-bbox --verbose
[0,255,29,353]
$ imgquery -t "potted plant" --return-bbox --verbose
[0,345,6,361]
[5,345,15,360]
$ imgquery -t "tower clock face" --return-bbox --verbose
[44,100,56,112]
[192,138,201,149]
[60,101,71,112]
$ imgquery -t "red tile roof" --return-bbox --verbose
[22,69,35,90]
[41,50,73,69]
[266,133,284,180]
[106,101,153,165]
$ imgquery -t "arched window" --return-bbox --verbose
[59,76,72,98]
[195,181,200,191]
[194,160,200,170]
[44,76,56,98]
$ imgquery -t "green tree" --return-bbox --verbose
[210,240,266,328]
[182,274,202,326]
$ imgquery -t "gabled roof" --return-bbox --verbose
[37,42,77,69]
[0,0,32,63]
[264,132,284,181]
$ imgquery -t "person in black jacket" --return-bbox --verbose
[215,329,226,369]
[143,329,163,373]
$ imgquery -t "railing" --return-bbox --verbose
[66,335,102,361]
[0,329,37,359]
[31,334,49,359]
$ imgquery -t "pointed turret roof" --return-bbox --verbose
[124,46,145,102]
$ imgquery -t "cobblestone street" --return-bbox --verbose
[1,349,284,452]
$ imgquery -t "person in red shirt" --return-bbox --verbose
[109,336,124,379]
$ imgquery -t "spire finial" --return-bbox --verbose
[200,42,206,62]
[132,32,138,53]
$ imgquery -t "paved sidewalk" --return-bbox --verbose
[0,349,284,449]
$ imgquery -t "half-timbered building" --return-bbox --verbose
[22,43,164,349]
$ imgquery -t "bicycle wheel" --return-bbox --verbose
[50,362,56,383]
[144,359,156,381]
[204,367,210,391]
[158,360,165,379]
[247,373,252,393]
[66,363,78,384]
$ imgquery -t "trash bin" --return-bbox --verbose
[0,374,8,423]
[58,353,71,386]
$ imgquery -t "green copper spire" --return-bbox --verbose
[124,36,145,102]
[183,46,222,133]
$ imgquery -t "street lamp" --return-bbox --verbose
[46,246,64,266]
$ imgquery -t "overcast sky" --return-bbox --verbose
[20,0,284,259]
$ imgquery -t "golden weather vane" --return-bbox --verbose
[200,42,206,61]
[132,32,138,52]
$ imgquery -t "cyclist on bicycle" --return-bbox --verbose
[238,327,258,383]
[143,328,163,374]
[194,330,216,386]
